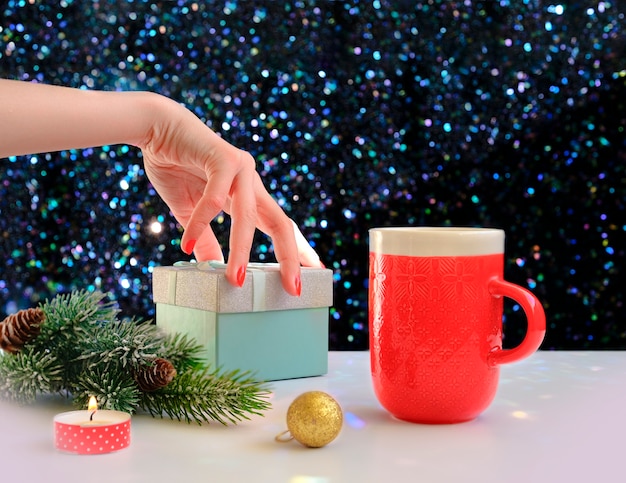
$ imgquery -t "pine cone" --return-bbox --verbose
[135,358,177,392]
[0,307,45,354]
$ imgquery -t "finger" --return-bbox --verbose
[224,153,258,287]
[174,210,224,262]
[274,221,303,296]
[156,176,224,262]
[180,171,232,256]
[190,226,224,262]
[252,178,303,295]
[252,177,323,267]
[209,180,304,294]
[291,219,324,268]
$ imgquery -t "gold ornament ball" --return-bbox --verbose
[286,391,343,448]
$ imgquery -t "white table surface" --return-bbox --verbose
[1,350,625,482]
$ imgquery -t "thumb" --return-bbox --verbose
[292,220,324,267]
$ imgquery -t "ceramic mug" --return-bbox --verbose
[368,227,546,424]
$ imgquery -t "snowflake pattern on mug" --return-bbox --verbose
[369,252,504,423]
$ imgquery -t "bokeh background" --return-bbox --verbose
[1,1,624,350]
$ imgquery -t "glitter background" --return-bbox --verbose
[1,1,624,350]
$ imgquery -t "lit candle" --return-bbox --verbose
[54,396,131,454]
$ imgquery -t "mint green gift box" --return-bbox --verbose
[152,261,333,381]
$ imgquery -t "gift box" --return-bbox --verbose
[152,261,333,381]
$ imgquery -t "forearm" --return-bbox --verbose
[0,79,160,158]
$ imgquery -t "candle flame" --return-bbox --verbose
[88,396,98,412]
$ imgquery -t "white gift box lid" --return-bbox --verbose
[152,261,333,313]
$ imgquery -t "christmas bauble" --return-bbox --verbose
[285,391,343,448]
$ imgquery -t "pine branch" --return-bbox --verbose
[139,367,271,425]
[39,290,119,334]
[0,290,274,424]
[0,346,64,403]
[159,332,205,371]
[73,368,140,415]
[75,319,164,372]
[34,290,119,376]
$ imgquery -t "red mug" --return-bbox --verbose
[369,227,546,424]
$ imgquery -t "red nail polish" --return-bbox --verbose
[236,266,246,287]
[295,275,302,297]
[183,239,196,254]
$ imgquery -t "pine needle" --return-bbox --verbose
[73,368,140,414]
[0,346,64,403]
[159,332,205,371]
[74,319,164,371]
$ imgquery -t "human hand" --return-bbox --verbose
[0,80,321,295]
[139,95,323,295]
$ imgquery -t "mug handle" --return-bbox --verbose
[487,278,546,366]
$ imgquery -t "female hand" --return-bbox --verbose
[0,79,322,295]
[140,94,323,295]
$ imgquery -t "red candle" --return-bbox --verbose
[54,396,131,455]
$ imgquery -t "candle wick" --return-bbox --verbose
[89,411,96,422]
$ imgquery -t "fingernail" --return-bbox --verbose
[236,266,246,287]
[294,275,302,297]
[183,239,196,254]
[320,261,326,269]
